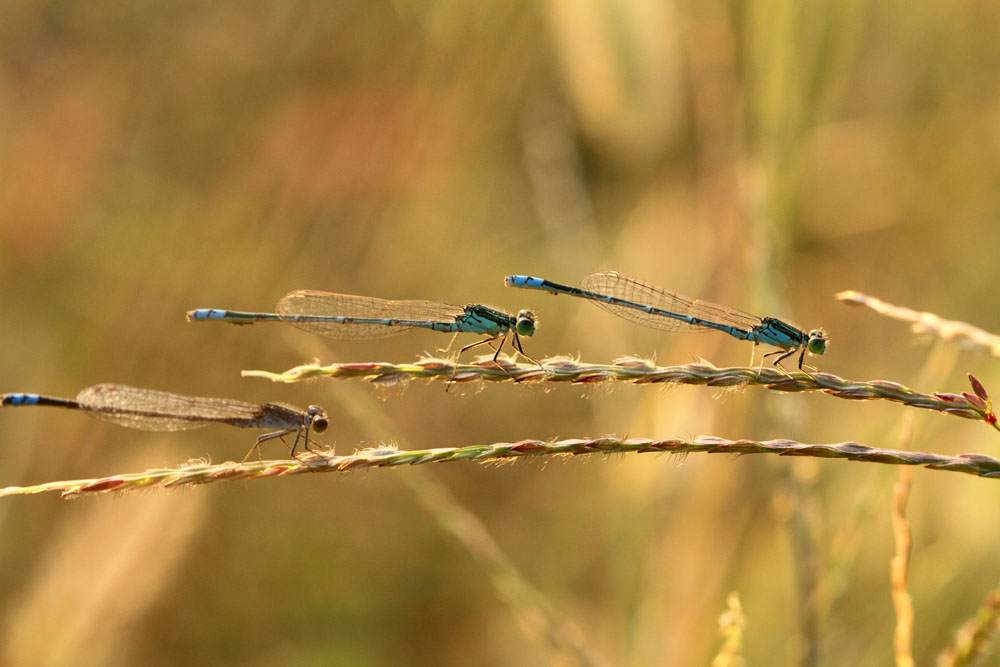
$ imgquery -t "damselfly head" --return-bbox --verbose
[806,329,828,356]
[515,309,537,337]
[308,405,329,433]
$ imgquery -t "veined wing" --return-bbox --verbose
[76,384,262,431]
[276,290,467,340]
[580,271,763,333]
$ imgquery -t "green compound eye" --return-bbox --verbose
[807,330,828,356]
[515,309,536,337]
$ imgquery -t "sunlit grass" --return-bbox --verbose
[4,432,998,500]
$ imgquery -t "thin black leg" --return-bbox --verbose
[770,348,797,369]
[491,334,506,363]
[459,335,499,356]
[458,333,519,381]
[511,333,542,368]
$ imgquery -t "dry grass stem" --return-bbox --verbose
[891,468,915,667]
[937,585,1000,667]
[837,291,1000,357]
[711,592,746,667]
[3,435,1000,499]
[244,358,1000,431]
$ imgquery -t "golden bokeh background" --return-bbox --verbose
[2,2,1000,665]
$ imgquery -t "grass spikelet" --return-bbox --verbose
[4,435,1000,499]
[243,358,1000,431]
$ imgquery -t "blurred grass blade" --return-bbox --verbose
[838,291,1000,356]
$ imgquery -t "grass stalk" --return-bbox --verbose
[4,434,1000,499]
[244,358,1000,431]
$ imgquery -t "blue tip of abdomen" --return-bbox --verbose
[504,275,545,289]
[1,393,40,406]
[187,309,226,321]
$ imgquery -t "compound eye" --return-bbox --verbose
[308,406,329,432]
[515,309,536,337]
[807,331,828,355]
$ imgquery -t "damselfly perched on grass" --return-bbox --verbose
[188,290,538,366]
[1,384,328,460]
[505,272,827,370]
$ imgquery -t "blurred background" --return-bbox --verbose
[2,1,1000,665]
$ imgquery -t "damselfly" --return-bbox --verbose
[505,272,827,370]
[1,384,328,459]
[188,290,537,365]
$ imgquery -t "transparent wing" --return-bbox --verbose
[580,271,763,333]
[76,384,261,431]
[276,290,466,340]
